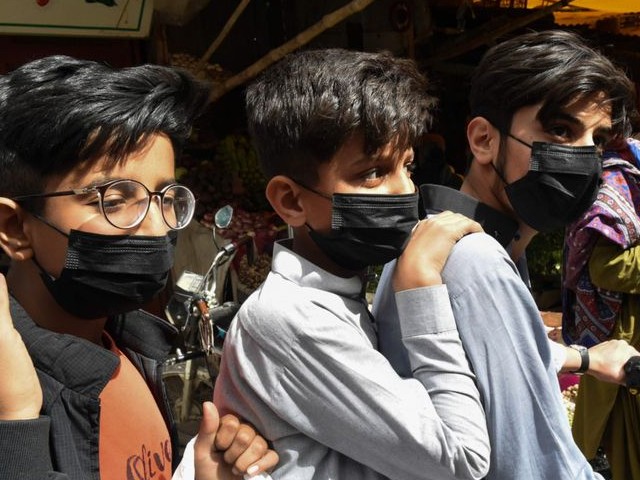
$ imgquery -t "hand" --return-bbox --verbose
[0,273,42,420]
[393,211,482,291]
[587,339,640,385]
[194,402,279,479]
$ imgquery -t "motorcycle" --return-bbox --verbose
[162,205,255,447]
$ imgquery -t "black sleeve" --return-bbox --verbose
[0,416,69,479]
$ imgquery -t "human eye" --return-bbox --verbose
[546,124,572,142]
[361,168,384,184]
[101,192,128,212]
[404,159,416,176]
[162,191,176,211]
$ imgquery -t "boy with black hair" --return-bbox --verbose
[0,55,277,479]
[214,48,489,479]
[374,29,640,479]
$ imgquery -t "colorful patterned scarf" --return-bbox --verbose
[562,138,640,347]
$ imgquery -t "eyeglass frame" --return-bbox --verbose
[12,178,196,230]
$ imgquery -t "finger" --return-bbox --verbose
[193,401,221,461]
[222,423,257,467]
[214,413,242,452]
[242,449,279,478]
[228,434,269,476]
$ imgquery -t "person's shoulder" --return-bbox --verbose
[450,231,510,263]
[444,231,516,278]
[233,273,324,341]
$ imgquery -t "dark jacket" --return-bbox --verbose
[0,297,179,480]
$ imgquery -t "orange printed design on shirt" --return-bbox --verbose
[99,333,172,480]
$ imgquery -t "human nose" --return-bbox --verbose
[574,131,600,148]
[136,195,169,236]
[388,167,416,195]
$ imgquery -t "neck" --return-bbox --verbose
[290,226,362,279]
[7,262,107,345]
[461,162,537,262]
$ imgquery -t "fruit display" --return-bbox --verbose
[170,52,232,86]
[237,252,272,291]
[201,207,284,250]
[176,130,280,301]
[177,156,234,221]
[215,134,270,212]
[561,383,579,426]
[201,207,285,299]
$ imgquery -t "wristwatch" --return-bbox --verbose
[624,355,640,395]
[569,344,590,374]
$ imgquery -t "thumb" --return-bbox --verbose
[194,401,221,459]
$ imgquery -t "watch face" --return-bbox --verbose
[624,356,640,389]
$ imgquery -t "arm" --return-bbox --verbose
[0,274,66,479]
[559,237,640,383]
[217,212,489,480]
[226,290,489,480]
[588,237,640,294]
[434,233,596,479]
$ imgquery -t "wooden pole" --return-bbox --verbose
[196,0,251,75]
[208,0,377,104]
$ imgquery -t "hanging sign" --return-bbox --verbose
[0,0,154,38]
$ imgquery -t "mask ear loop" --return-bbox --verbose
[290,178,336,235]
[291,178,333,201]
[29,213,69,238]
[491,131,534,185]
[506,133,533,149]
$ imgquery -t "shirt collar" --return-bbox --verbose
[420,183,519,248]
[271,239,364,299]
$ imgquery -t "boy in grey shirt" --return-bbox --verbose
[214,48,488,479]
[374,30,640,480]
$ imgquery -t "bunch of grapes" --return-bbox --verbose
[215,134,269,211]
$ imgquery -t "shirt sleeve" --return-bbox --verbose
[0,416,68,479]
[589,237,640,294]
[218,283,490,480]
[548,337,567,373]
[396,284,490,471]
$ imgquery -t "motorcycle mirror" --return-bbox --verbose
[214,204,234,229]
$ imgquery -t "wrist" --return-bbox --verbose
[568,344,590,374]
[392,268,442,291]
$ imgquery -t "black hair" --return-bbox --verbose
[0,55,210,204]
[470,30,636,138]
[245,48,436,184]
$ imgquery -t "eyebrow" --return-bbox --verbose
[73,176,177,190]
[538,111,613,136]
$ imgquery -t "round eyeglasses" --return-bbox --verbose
[13,179,196,230]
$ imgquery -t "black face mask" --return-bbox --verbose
[300,183,419,271]
[496,135,602,232]
[35,229,176,319]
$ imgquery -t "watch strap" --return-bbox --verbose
[624,355,640,394]
[569,344,589,374]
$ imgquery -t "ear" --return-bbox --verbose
[0,198,34,261]
[265,175,307,228]
[467,116,500,166]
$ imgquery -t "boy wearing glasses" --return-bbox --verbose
[0,56,277,479]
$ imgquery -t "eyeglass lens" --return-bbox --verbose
[102,180,194,229]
